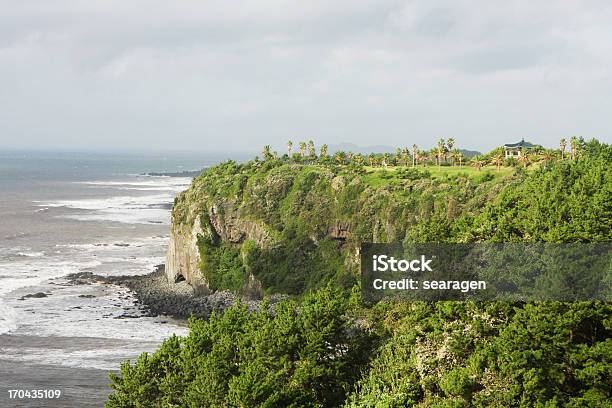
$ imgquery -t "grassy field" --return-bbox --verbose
[365,164,513,175]
[358,164,516,188]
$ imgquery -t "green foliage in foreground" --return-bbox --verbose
[107,287,372,408]
[347,301,612,407]
[107,296,612,407]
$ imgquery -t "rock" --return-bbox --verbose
[19,292,48,300]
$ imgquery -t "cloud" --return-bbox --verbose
[0,0,610,152]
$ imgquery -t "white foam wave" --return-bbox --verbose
[32,175,190,225]
[35,194,174,224]
[0,259,102,335]
[0,260,102,296]
[17,251,45,258]
[75,177,191,193]
[0,300,18,335]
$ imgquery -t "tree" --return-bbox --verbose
[108,288,372,408]
[491,154,504,172]
[307,140,316,159]
[451,149,464,167]
[287,140,293,158]
[368,153,375,167]
[446,138,455,162]
[299,141,306,157]
[412,144,418,167]
[335,151,346,165]
[570,136,578,160]
[320,144,328,160]
[262,145,273,161]
[395,148,402,166]
[437,138,445,167]
[429,150,438,167]
[382,153,391,168]
[539,151,555,167]
[471,156,485,171]
[517,150,530,168]
[354,153,365,166]
[560,138,566,159]
[402,147,410,166]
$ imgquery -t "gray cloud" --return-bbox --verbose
[0,0,610,153]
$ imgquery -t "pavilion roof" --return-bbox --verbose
[504,139,537,148]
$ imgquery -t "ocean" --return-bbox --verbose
[0,150,242,406]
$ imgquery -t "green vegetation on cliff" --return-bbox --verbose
[108,139,611,407]
[172,139,609,295]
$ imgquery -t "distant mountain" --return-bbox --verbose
[456,149,481,159]
[326,143,481,158]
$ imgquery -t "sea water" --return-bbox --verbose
[0,150,240,371]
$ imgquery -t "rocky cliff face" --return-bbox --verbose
[166,215,209,294]
[165,198,276,294]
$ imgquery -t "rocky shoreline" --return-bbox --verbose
[65,265,283,320]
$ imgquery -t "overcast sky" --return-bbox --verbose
[0,1,611,153]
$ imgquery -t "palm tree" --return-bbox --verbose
[298,142,306,157]
[262,145,272,161]
[395,148,402,166]
[420,151,428,167]
[429,150,437,167]
[382,153,390,168]
[347,152,354,165]
[335,151,346,165]
[307,140,316,159]
[354,153,365,166]
[570,136,578,160]
[368,153,375,167]
[491,154,504,172]
[559,138,566,159]
[451,149,463,166]
[539,151,555,167]
[518,150,530,168]
[412,144,418,167]
[320,144,328,159]
[437,138,445,167]
[287,140,293,158]
[401,147,410,166]
[471,156,485,171]
[446,138,455,162]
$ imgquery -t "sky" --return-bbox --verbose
[0,0,611,154]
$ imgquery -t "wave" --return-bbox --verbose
[34,194,175,225]
[0,300,17,335]
[75,177,191,193]
[16,251,45,258]
[31,175,189,225]
[0,259,102,335]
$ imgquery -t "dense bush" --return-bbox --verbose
[107,287,373,407]
[346,301,612,407]
[466,140,611,242]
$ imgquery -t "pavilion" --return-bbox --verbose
[503,139,537,159]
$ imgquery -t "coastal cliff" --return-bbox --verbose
[165,160,514,296]
[165,141,610,297]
